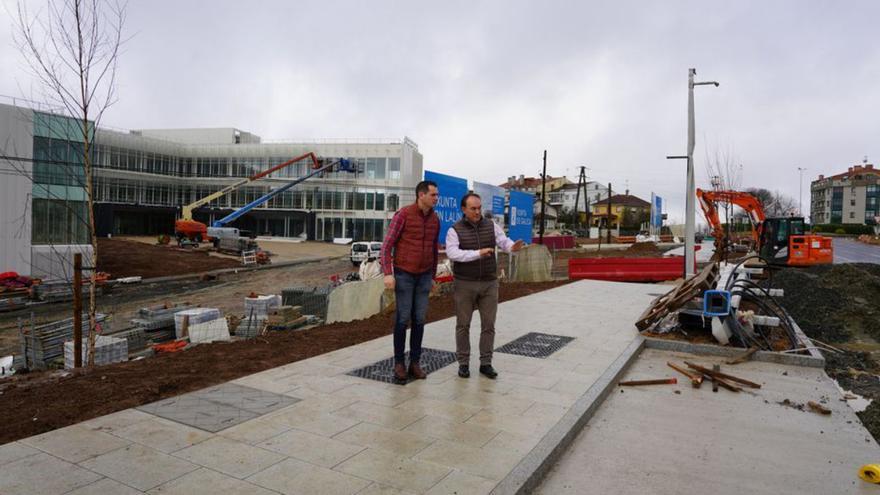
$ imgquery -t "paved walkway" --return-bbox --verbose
[537,347,880,495]
[0,280,660,495]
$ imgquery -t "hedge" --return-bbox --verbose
[812,223,875,235]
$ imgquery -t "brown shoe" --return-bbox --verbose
[393,362,408,382]
[408,362,427,379]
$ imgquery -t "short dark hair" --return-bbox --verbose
[415,180,437,196]
[460,192,481,208]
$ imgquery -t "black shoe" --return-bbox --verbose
[479,365,498,379]
[458,365,470,378]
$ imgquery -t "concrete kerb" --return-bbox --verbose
[490,336,646,495]
[642,335,825,368]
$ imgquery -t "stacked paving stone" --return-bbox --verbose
[130,303,195,343]
[19,314,108,369]
[174,308,222,338]
[281,285,332,319]
[63,335,128,369]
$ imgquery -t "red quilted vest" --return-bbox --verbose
[393,203,439,274]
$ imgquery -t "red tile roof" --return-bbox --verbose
[591,194,650,208]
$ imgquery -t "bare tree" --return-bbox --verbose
[14,0,125,365]
[704,144,743,192]
[744,187,798,217]
[703,144,744,238]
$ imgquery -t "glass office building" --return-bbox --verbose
[0,101,423,277]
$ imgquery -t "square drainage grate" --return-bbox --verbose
[347,348,457,385]
[495,332,575,358]
[137,383,299,432]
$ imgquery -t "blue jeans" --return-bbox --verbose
[393,269,433,365]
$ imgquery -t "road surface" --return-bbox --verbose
[833,237,880,264]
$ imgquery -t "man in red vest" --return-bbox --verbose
[380,180,440,383]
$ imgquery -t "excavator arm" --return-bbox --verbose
[696,189,767,259]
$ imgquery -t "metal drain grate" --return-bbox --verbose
[137,383,299,432]
[347,348,457,385]
[495,332,575,358]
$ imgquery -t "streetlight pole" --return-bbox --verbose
[539,150,547,243]
[685,68,719,277]
[797,166,807,217]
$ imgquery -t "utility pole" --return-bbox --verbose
[539,150,547,243]
[573,166,589,237]
[607,182,612,244]
[685,68,719,277]
[73,253,82,368]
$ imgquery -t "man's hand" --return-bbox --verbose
[511,240,525,252]
[479,247,495,257]
[384,274,395,290]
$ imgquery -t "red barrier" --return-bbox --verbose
[532,236,575,249]
[568,256,694,282]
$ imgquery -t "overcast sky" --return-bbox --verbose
[2,0,879,222]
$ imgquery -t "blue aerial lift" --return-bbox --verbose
[207,157,354,252]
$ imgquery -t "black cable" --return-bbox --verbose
[725,312,766,349]
[729,279,799,348]
[723,255,763,291]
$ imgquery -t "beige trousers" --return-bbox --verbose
[453,278,499,366]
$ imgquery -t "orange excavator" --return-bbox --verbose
[696,189,833,266]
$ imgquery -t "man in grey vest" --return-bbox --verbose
[446,192,523,379]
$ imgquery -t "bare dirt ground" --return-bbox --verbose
[553,242,665,259]
[97,238,241,278]
[760,263,880,440]
[116,236,351,264]
[258,239,351,262]
[0,281,568,444]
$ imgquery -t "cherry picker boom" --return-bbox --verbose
[174,152,321,243]
[207,158,354,252]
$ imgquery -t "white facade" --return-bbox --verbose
[0,104,34,276]
[549,182,616,212]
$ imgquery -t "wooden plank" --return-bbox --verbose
[685,361,761,389]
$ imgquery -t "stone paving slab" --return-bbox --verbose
[0,452,102,495]
[1,280,661,495]
[535,348,880,495]
[137,383,298,432]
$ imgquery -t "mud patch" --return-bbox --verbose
[773,263,880,441]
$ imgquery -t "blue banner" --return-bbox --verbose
[508,190,534,243]
[472,181,507,224]
[651,194,663,227]
[424,170,468,245]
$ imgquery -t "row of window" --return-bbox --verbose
[315,218,389,242]
[92,178,401,212]
[819,196,879,207]
[32,136,404,183]
[95,146,402,181]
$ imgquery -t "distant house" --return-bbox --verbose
[533,200,558,231]
[591,192,651,229]
[499,175,571,202]
[548,182,617,223]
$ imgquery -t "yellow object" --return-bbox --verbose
[858,464,880,484]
